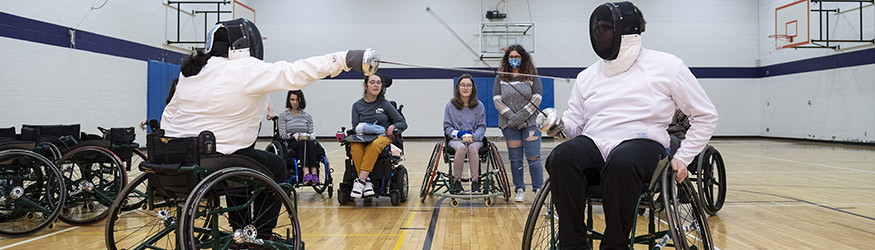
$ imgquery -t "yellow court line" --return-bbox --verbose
[393,201,423,250]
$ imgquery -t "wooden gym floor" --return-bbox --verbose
[0,138,873,249]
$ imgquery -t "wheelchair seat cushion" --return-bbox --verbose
[199,155,274,179]
[0,140,36,151]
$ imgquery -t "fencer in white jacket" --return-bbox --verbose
[538,2,718,249]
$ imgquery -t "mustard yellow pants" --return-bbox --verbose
[349,136,392,173]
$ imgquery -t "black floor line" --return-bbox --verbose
[737,189,875,222]
[422,197,445,250]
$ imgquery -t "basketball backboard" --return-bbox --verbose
[232,0,255,23]
[773,0,810,49]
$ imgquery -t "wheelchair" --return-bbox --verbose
[335,127,409,206]
[265,117,334,198]
[685,145,726,216]
[20,124,128,226]
[0,133,66,237]
[104,131,302,250]
[522,141,714,250]
[419,136,511,207]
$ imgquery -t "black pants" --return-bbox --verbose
[284,139,323,168]
[227,147,288,237]
[546,136,666,250]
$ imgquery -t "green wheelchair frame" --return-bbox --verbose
[419,137,511,207]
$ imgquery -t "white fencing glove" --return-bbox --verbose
[537,108,565,137]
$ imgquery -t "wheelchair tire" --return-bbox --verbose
[395,165,409,202]
[0,149,66,237]
[522,179,558,250]
[120,148,148,212]
[390,190,401,206]
[696,146,726,216]
[419,142,442,201]
[265,140,285,156]
[179,167,302,250]
[312,155,331,195]
[662,170,714,250]
[489,142,512,201]
[105,173,180,250]
[55,146,127,226]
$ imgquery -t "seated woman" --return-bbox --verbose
[349,73,408,198]
[277,90,323,184]
[443,74,487,194]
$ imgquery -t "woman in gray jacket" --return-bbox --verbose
[443,74,487,194]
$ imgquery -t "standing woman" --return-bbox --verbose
[277,90,322,184]
[349,73,408,198]
[443,74,487,194]
[493,44,544,202]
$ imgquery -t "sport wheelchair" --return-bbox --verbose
[522,141,714,250]
[335,127,409,206]
[265,117,333,198]
[104,131,302,250]
[0,132,66,237]
[20,124,128,226]
[419,136,511,207]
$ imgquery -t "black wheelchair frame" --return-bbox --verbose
[335,128,409,206]
[265,117,334,198]
[0,138,66,237]
[419,135,511,207]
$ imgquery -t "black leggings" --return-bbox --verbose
[285,139,323,168]
[546,136,666,250]
[227,147,288,237]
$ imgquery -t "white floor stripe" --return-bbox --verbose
[0,226,79,250]
[721,151,875,174]
[723,202,875,208]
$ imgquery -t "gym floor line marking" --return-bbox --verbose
[736,189,875,222]
[394,199,423,250]
[723,202,875,208]
[302,233,400,237]
[722,151,875,174]
[0,226,79,250]
[422,198,446,250]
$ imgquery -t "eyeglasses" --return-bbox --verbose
[459,84,473,88]
[367,80,382,85]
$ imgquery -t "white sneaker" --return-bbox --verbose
[363,180,375,197]
[351,179,365,198]
[514,190,526,202]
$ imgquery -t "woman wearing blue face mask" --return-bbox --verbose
[492,44,543,202]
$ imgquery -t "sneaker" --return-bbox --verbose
[351,179,365,198]
[452,180,464,194]
[363,180,375,197]
[311,174,321,184]
[514,189,525,202]
[471,181,481,194]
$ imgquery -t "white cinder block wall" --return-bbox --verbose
[2,0,871,143]
[758,0,875,142]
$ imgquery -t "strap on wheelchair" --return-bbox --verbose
[144,131,216,167]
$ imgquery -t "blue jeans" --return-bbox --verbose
[501,126,544,192]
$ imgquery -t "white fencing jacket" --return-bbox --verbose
[562,48,718,165]
[162,52,350,154]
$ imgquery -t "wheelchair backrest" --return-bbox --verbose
[141,130,217,198]
[0,127,14,138]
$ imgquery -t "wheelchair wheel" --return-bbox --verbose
[311,155,332,195]
[264,140,285,156]
[394,165,409,202]
[55,146,127,226]
[179,167,301,250]
[489,142,512,201]
[37,137,68,161]
[120,148,148,211]
[105,173,180,250]
[696,146,726,216]
[0,149,66,237]
[419,142,442,202]
[522,179,558,249]
[662,171,714,250]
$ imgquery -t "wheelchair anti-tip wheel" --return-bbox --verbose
[662,170,714,250]
[105,173,180,250]
[179,167,302,250]
[521,180,557,249]
[696,145,726,216]
[55,146,126,226]
[0,149,66,237]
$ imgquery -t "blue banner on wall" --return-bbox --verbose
[147,61,181,131]
[455,77,554,127]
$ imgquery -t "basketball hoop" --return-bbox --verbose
[769,34,794,43]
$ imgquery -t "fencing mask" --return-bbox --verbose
[205,18,264,60]
[589,2,645,60]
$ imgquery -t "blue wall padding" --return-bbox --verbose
[453,77,554,128]
[146,60,181,131]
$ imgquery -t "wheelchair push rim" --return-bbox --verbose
[696,146,726,215]
[662,169,714,250]
[105,173,181,250]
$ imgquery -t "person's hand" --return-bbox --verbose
[138,120,147,131]
[537,108,564,137]
[387,124,396,140]
[346,49,380,76]
[281,133,291,140]
[670,158,689,183]
[292,133,300,141]
[461,133,474,142]
[266,112,277,120]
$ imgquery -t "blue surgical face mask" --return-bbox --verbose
[508,58,521,68]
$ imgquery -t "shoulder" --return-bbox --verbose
[301,111,312,117]
[639,48,683,66]
[279,110,292,117]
